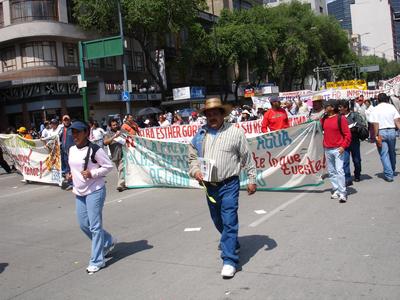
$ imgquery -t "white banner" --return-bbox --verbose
[138,115,309,143]
[125,121,324,191]
[0,135,62,185]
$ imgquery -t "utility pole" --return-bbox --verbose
[118,0,131,114]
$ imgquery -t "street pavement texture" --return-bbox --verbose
[0,141,399,300]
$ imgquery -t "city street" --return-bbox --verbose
[0,141,399,300]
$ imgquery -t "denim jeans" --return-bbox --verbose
[206,176,240,268]
[325,148,346,197]
[76,186,113,267]
[344,139,361,182]
[61,149,70,175]
[377,129,397,180]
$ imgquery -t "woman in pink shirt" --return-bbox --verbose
[66,121,116,274]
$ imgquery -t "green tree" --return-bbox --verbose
[73,0,207,96]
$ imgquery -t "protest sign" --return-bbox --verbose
[0,135,62,185]
[124,121,324,191]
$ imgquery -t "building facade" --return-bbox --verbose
[327,0,353,34]
[351,0,395,60]
[0,0,148,131]
[264,0,328,15]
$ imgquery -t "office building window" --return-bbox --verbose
[66,0,77,24]
[103,57,115,71]
[0,3,4,27]
[134,52,144,72]
[63,43,78,67]
[10,0,58,23]
[1,47,18,72]
[21,41,57,67]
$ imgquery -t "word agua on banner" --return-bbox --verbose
[0,135,62,184]
[124,121,325,191]
[137,115,309,143]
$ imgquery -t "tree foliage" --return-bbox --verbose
[73,0,207,94]
[358,55,400,82]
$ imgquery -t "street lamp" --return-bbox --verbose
[372,42,386,56]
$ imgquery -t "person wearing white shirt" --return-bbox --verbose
[158,114,171,127]
[90,120,106,148]
[369,93,400,182]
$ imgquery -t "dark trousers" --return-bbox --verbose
[344,139,361,182]
[205,176,240,268]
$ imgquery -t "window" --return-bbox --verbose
[1,47,18,72]
[319,6,324,14]
[103,57,115,71]
[63,43,78,67]
[125,50,134,71]
[0,3,4,27]
[134,52,144,72]
[10,0,58,23]
[66,0,77,24]
[21,41,57,67]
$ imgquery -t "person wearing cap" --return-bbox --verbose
[261,96,289,132]
[369,93,400,182]
[17,127,33,139]
[188,97,257,278]
[66,120,116,274]
[321,99,352,203]
[59,115,74,183]
[240,109,251,122]
[309,95,325,120]
[104,118,127,192]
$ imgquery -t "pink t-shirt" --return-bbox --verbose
[68,145,113,196]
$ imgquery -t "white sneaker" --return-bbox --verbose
[221,264,236,278]
[104,237,117,257]
[86,262,105,275]
[331,191,340,199]
[339,194,347,203]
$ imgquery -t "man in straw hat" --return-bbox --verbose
[309,95,325,120]
[188,97,257,279]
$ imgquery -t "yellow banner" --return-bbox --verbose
[326,80,367,90]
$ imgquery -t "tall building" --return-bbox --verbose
[351,0,395,60]
[0,0,147,130]
[327,0,353,34]
[390,0,400,60]
[206,0,264,16]
[263,0,328,15]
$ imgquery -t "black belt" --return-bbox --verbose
[379,128,396,130]
[204,176,239,187]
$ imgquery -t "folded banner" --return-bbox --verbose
[0,134,62,185]
[124,121,325,190]
[138,115,308,143]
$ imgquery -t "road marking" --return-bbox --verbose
[365,147,376,155]
[249,190,310,228]
[184,227,201,232]
[0,185,50,199]
[254,209,267,214]
[104,189,154,205]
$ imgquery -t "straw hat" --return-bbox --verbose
[312,95,324,102]
[201,97,232,116]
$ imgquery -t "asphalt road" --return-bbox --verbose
[0,141,399,300]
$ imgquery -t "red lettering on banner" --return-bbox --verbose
[266,151,325,175]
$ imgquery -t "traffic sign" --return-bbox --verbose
[121,91,131,102]
[360,65,380,73]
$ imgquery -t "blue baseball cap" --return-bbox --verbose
[70,121,89,131]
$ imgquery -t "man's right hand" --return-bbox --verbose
[65,173,72,181]
[194,171,203,183]
[376,135,383,148]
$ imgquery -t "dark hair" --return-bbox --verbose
[338,99,350,110]
[93,120,99,128]
[108,118,119,127]
[377,93,389,103]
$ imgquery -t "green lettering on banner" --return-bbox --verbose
[256,130,292,150]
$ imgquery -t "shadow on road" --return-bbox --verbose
[263,188,331,194]
[238,235,277,269]
[0,263,9,274]
[359,174,373,181]
[105,240,153,267]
